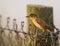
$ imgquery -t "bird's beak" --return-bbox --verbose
[26,16,30,18]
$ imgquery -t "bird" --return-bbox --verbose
[26,13,53,33]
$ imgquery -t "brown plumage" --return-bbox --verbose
[26,14,53,32]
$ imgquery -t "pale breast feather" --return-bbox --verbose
[32,18,44,30]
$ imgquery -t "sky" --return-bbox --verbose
[0,0,60,31]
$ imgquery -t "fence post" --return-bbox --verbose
[0,15,2,27]
[21,21,25,46]
[0,15,3,34]
[0,15,6,46]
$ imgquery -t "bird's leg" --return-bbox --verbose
[41,29,45,33]
[47,29,51,33]
[44,29,48,42]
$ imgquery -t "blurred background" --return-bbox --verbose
[0,0,60,31]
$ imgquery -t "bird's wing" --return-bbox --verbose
[36,18,53,31]
[36,18,47,28]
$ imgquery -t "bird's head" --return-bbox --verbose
[26,13,37,20]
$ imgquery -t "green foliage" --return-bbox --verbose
[27,5,54,46]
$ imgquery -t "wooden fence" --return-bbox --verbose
[0,15,60,46]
